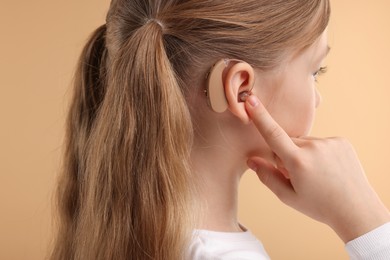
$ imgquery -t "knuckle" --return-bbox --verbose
[339,137,351,146]
[331,136,346,143]
[306,139,322,150]
[289,154,306,171]
[257,170,271,186]
[266,125,284,141]
[278,192,292,205]
[332,137,352,148]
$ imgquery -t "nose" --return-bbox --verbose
[315,88,322,108]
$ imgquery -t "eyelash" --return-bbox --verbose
[313,66,328,82]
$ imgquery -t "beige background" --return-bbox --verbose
[1,1,389,259]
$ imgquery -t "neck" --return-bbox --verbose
[191,140,247,232]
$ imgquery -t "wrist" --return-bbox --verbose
[330,197,390,243]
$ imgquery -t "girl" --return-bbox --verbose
[50,0,390,259]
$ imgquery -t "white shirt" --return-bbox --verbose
[189,228,270,260]
[189,222,390,259]
[346,222,390,260]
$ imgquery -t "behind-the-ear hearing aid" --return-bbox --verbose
[205,59,253,113]
[205,59,229,113]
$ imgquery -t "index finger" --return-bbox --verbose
[245,94,298,160]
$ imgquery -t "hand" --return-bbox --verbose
[244,94,390,243]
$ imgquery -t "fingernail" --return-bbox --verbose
[247,95,259,107]
[247,160,259,172]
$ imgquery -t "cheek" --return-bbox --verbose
[269,81,317,137]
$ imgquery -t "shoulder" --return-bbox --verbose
[187,229,270,260]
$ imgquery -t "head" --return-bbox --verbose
[51,0,330,259]
[197,29,330,167]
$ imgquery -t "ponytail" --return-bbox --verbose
[50,25,109,260]
[109,20,195,259]
[51,19,195,260]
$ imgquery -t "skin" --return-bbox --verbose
[190,30,390,241]
[245,94,390,242]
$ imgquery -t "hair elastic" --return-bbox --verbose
[145,18,164,29]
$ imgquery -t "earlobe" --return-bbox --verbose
[224,61,255,124]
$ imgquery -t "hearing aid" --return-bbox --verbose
[238,91,252,102]
[205,59,253,113]
[205,59,230,113]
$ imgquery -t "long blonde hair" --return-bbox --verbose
[50,0,330,259]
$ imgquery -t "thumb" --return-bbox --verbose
[247,157,295,202]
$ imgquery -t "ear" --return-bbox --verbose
[224,61,255,124]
